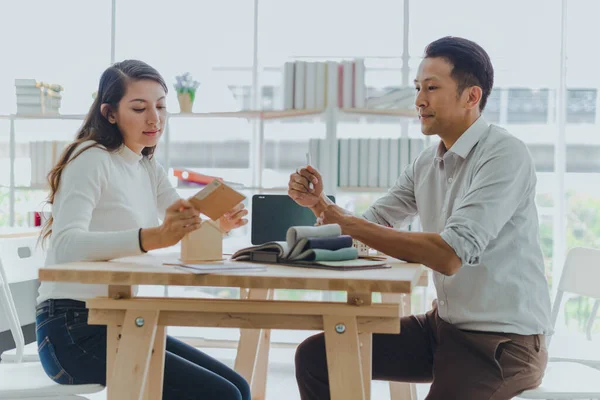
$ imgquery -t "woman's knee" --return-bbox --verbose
[235,376,251,400]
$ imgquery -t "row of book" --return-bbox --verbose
[30,141,69,188]
[15,79,64,115]
[309,137,426,188]
[282,59,366,110]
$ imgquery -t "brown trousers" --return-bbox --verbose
[295,307,547,400]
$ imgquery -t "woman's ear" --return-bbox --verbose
[100,103,117,124]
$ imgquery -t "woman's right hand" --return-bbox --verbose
[141,199,201,251]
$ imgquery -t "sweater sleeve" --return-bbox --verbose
[153,159,181,220]
[49,145,143,264]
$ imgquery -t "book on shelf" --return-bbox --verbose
[305,62,317,109]
[15,79,63,115]
[358,138,369,187]
[14,79,64,93]
[367,138,379,187]
[282,62,295,110]
[342,60,354,109]
[231,223,389,270]
[338,138,350,187]
[293,60,306,109]
[326,60,339,108]
[173,168,245,190]
[282,59,366,111]
[366,87,415,110]
[378,138,390,188]
[354,59,366,109]
[315,62,327,110]
[30,141,69,188]
[306,137,427,189]
[17,105,60,115]
[388,138,400,187]
[348,138,360,187]
[173,168,223,186]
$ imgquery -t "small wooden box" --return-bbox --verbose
[180,220,223,262]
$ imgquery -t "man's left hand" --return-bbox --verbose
[317,204,354,232]
[219,203,249,233]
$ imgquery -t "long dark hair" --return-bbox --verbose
[41,60,168,244]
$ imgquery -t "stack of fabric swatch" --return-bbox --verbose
[232,224,358,262]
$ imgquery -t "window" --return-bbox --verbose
[507,89,549,124]
[563,0,600,335]
[567,89,596,124]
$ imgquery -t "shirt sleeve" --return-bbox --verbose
[50,146,142,264]
[153,159,180,220]
[362,162,418,228]
[440,138,535,266]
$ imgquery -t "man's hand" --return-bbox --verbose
[219,203,249,233]
[288,165,323,208]
[317,204,355,233]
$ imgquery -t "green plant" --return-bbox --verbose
[174,72,200,102]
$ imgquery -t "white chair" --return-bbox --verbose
[547,247,600,368]
[517,361,600,399]
[518,247,600,399]
[0,236,45,363]
[0,237,104,399]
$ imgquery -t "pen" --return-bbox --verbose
[305,152,313,190]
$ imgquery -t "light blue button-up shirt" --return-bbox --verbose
[363,117,552,335]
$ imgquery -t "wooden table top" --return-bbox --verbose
[39,252,425,294]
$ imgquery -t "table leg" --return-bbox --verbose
[349,292,373,400]
[382,293,417,400]
[143,325,166,400]
[323,315,365,400]
[234,288,273,400]
[106,324,122,398]
[108,309,159,400]
[359,333,372,400]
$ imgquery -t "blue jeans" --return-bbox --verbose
[36,299,251,400]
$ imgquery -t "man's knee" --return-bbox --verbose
[295,333,326,375]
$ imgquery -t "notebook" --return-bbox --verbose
[189,180,246,220]
[251,194,335,245]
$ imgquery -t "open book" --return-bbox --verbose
[231,224,390,270]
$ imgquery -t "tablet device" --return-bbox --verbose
[251,194,336,245]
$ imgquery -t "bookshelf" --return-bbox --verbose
[2,107,415,226]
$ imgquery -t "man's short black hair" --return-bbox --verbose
[424,36,494,112]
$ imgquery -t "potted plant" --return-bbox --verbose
[174,72,200,113]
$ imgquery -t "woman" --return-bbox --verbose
[36,60,251,400]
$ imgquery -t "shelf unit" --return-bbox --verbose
[1,107,416,226]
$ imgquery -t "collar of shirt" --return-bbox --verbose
[118,145,144,164]
[433,116,490,165]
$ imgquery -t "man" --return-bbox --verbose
[288,36,551,400]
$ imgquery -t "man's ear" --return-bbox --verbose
[465,86,482,111]
[100,103,116,124]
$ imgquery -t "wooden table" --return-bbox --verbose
[39,253,425,400]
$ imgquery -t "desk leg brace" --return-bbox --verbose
[235,288,274,400]
[106,309,160,400]
[383,293,417,400]
[324,315,366,400]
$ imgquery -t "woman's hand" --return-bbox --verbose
[141,199,201,251]
[219,202,249,233]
